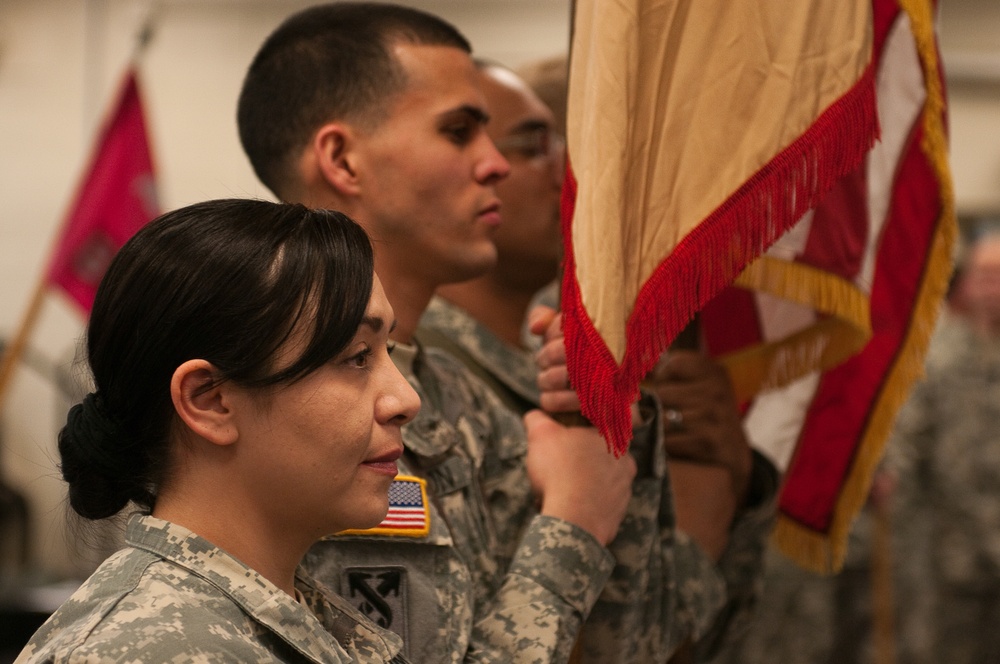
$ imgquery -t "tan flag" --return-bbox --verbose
[562,0,877,455]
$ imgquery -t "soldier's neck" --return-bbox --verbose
[375,260,436,345]
[437,275,536,349]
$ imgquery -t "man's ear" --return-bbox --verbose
[170,360,238,447]
[312,123,362,197]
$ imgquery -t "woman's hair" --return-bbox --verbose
[59,199,374,520]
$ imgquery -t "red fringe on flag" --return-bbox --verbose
[561,63,880,456]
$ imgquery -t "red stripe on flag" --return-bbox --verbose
[781,116,943,533]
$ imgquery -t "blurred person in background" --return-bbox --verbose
[887,224,1000,664]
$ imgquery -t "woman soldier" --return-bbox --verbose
[17,199,420,663]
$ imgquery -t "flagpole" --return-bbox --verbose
[0,281,50,409]
[0,6,159,414]
[871,492,898,664]
[129,1,160,65]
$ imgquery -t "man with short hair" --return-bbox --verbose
[419,61,565,414]
[238,4,761,662]
[421,60,778,661]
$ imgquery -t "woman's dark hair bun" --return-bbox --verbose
[58,393,136,520]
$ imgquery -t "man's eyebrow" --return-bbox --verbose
[448,104,491,125]
[509,118,551,135]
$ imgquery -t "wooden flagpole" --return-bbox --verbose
[871,494,897,664]
[0,5,159,415]
[0,282,49,412]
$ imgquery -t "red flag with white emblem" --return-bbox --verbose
[46,67,159,313]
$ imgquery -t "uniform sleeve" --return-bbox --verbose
[460,358,616,663]
[466,515,615,662]
[574,397,778,663]
[693,451,780,660]
[570,399,725,662]
[47,637,313,664]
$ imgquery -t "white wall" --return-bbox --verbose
[939,0,1000,217]
[0,0,997,579]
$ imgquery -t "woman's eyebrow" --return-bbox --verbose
[360,316,398,334]
[360,315,384,333]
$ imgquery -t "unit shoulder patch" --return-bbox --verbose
[343,567,408,646]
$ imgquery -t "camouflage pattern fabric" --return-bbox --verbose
[16,514,405,663]
[705,518,876,664]
[888,312,1000,664]
[415,296,779,662]
[707,448,934,664]
[304,340,616,663]
[414,303,539,415]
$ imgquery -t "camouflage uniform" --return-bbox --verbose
[413,296,779,662]
[705,515,877,664]
[888,311,1000,664]
[17,514,404,663]
[304,339,615,663]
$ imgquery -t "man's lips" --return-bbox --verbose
[478,201,502,226]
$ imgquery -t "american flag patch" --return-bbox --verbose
[338,476,430,538]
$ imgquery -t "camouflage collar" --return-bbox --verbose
[417,296,540,407]
[125,515,402,662]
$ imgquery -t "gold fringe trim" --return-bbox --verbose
[721,258,873,401]
[721,317,869,403]
[773,0,958,573]
[736,257,872,326]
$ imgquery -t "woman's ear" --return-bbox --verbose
[313,122,362,197]
[171,360,238,447]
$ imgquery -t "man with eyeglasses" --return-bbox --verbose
[419,62,565,413]
[419,60,779,661]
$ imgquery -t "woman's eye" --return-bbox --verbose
[347,347,372,368]
[387,341,397,356]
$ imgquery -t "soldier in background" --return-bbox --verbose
[888,225,1000,664]
[707,232,993,664]
[420,58,779,661]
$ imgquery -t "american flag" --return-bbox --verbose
[335,475,431,538]
[377,477,429,534]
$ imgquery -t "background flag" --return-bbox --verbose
[561,0,878,455]
[45,67,159,313]
[0,65,159,406]
[702,0,954,571]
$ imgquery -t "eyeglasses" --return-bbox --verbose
[493,127,566,163]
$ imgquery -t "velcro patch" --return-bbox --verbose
[339,475,430,537]
[344,567,407,644]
